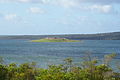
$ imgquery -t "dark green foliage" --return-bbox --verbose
[0,64,8,80]
[0,56,4,64]
[0,54,120,80]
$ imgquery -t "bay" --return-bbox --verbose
[0,39,120,69]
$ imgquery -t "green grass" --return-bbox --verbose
[31,38,80,42]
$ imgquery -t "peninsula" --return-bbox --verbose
[31,37,80,42]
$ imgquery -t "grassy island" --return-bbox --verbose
[31,38,80,42]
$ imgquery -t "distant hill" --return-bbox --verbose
[0,32,120,40]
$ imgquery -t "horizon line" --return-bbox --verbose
[0,31,120,36]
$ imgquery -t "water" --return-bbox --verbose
[0,39,120,69]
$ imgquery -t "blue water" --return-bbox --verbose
[0,39,120,69]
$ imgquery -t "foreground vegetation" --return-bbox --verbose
[0,53,120,80]
[31,38,80,42]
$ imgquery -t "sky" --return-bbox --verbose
[0,0,120,35]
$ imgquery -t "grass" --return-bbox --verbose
[30,38,80,42]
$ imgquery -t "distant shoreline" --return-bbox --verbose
[0,32,120,40]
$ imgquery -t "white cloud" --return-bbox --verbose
[0,0,120,4]
[78,0,120,4]
[4,14,17,21]
[54,0,78,8]
[0,0,78,8]
[0,0,115,14]
[90,5,112,13]
[18,0,29,3]
[0,0,44,3]
[4,14,27,24]
[79,4,113,13]
[29,7,45,14]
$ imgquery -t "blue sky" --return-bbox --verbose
[0,0,120,35]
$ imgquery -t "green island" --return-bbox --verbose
[31,38,80,42]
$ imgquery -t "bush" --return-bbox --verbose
[0,54,120,80]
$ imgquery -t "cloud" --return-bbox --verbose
[78,0,120,4]
[18,0,29,3]
[29,7,45,14]
[87,5,112,13]
[0,0,116,11]
[4,14,17,21]
[0,0,43,3]
[0,0,117,14]
[3,14,27,24]
[52,0,77,8]
[0,0,120,4]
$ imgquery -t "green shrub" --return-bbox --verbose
[0,53,120,80]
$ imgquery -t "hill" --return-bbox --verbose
[0,32,120,40]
